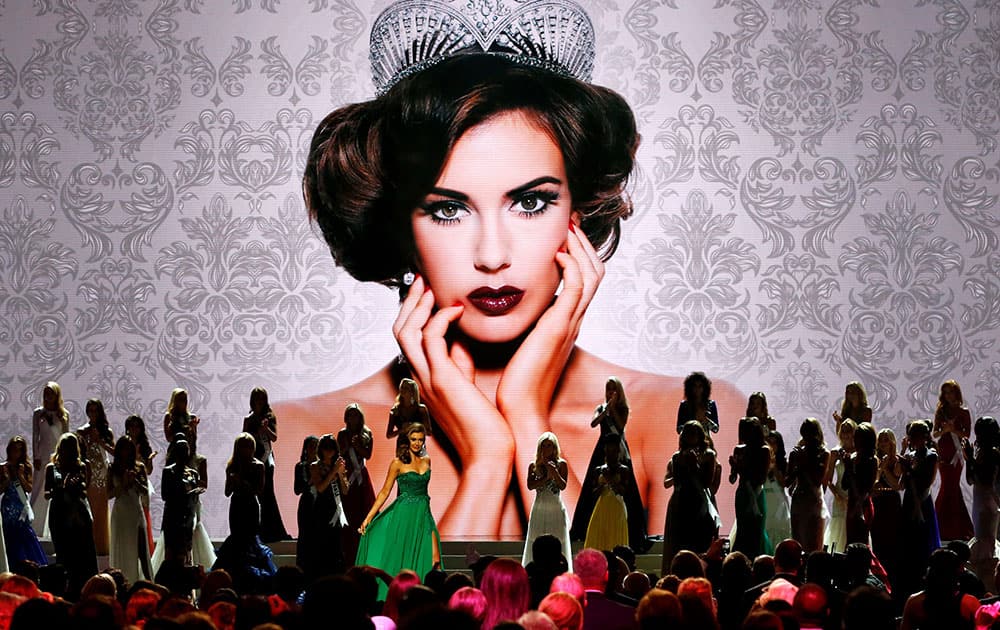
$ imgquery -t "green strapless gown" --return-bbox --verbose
[355,469,441,598]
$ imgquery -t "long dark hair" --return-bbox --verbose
[85,398,114,446]
[124,415,153,462]
[683,372,712,406]
[304,54,637,292]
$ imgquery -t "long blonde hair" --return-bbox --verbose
[42,381,70,432]
[534,432,562,471]
[395,378,421,407]
[227,432,256,473]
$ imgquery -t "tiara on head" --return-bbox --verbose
[370,0,596,95]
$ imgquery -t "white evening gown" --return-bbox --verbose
[824,459,848,553]
[522,478,573,571]
[109,475,151,584]
[31,410,64,535]
[150,496,216,574]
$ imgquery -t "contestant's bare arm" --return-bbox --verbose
[359,459,402,534]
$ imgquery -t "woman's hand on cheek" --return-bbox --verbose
[495,224,604,508]
[393,276,515,536]
[496,223,604,425]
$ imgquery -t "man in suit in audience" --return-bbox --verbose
[575,548,637,630]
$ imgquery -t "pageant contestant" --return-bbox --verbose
[963,416,1000,589]
[844,422,877,546]
[124,414,157,554]
[31,381,69,534]
[386,379,431,448]
[357,423,441,599]
[729,417,771,558]
[151,434,216,574]
[78,398,114,556]
[762,431,792,548]
[275,0,748,538]
[746,392,777,434]
[933,379,974,541]
[163,388,199,444]
[871,428,902,587]
[898,419,941,599]
[825,419,856,553]
[158,438,203,566]
[662,421,719,573]
[787,418,830,552]
[242,387,289,542]
[677,372,720,436]
[338,403,375,563]
[307,434,349,579]
[108,436,152,584]
[45,433,98,597]
[522,432,572,570]
[0,437,47,566]
[213,433,277,593]
[832,381,872,433]
[294,435,318,572]
[570,377,647,550]
[583,434,630,551]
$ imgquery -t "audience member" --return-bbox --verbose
[636,589,682,629]
[481,558,531,629]
[539,591,584,630]
[574,548,636,630]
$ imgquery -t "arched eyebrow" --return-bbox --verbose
[428,176,563,202]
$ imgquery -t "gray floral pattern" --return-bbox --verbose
[1,0,999,534]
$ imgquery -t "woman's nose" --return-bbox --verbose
[473,215,511,272]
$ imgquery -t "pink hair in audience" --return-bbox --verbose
[383,570,421,622]
[481,558,531,629]
[448,586,488,624]
[549,573,585,604]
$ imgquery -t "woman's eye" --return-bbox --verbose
[424,201,469,224]
[512,191,558,216]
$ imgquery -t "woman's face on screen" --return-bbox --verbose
[411,111,573,344]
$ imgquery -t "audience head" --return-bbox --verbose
[384,569,422,622]
[804,551,835,586]
[612,545,636,571]
[518,610,558,630]
[678,577,715,613]
[125,588,162,626]
[10,597,69,630]
[843,586,894,630]
[301,576,369,630]
[481,558,531,629]
[206,601,236,630]
[720,552,752,589]
[0,592,25,630]
[636,589,682,630]
[441,572,474,604]
[70,595,125,630]
[792,583,829,625]
[741,610,784,630]
[0,575,39,600]
[80,573,117,601]
[774,539,804,575]
[757,577,798,609]
[622,571,651,601]
[751,555,776,585]
[398,584,439,621]
[448,586,487,623]
[573,549,608,591]
[423,567,448,597]
[655,575,680,593]
[670,550,706,580]
[532,535,566,568]
[538,592,583,630]
[844,543,873,584]
[549,573,585,604]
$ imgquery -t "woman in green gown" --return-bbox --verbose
[356,423,441,598]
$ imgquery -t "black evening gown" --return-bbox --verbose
[212,474,277,593]
[46,464,98,597]
[569,406,647,549]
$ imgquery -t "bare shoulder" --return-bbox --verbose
[272,364,400,425]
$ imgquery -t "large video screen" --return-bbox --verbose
[1,0,997,540]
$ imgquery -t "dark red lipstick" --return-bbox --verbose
[467,286,525,316]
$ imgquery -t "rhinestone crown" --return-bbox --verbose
[370,0,596,95]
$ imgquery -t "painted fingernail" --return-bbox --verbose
[452,301,463,307]
[558,244,567,253]
[568,220,576,232]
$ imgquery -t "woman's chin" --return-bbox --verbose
[456,315,529,346]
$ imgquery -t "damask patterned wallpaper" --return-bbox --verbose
[1,0,998,536]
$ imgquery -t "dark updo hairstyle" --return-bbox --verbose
[303,54,638,292]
